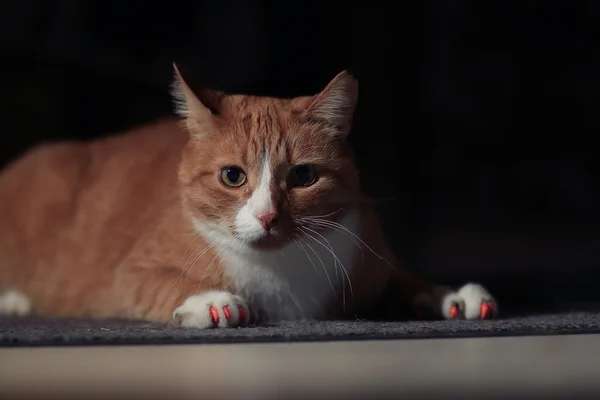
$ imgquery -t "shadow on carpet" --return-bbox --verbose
[3,309,600,347]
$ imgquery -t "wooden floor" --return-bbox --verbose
[1,334,600,399]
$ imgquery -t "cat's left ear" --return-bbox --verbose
[306,70,359,138]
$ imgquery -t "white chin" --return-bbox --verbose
[236,228,268,242]
[233,232,264,246]
[238,232,283,250]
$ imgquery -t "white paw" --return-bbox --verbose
[441,283,497,320]
[173,291,250,329]
[0,290,32,317]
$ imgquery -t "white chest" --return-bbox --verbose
[219,210,362,322]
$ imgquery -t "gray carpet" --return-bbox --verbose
[3,311,600,347]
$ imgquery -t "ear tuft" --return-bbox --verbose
[170,63,220,138]
[170,63,212,119]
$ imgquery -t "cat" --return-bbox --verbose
[0,64,497,328]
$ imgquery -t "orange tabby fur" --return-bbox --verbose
[0,65,497,327]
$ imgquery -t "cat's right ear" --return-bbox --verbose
[170,63,217,137]
[306,70,359,139]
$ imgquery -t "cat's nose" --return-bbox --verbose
[256,212,278,231]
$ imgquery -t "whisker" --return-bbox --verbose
[181,242,216,291]
[301,217,396,272]
[296,234,335,297]
[170,234,203,287]
[301,219,365,263]
[171,239,213,290]
[175,234,202,270]
[299,226,354,309]
[303,207,345,219]
[293,235,319,276]
[299,228,345,307]
[197,239,231,292]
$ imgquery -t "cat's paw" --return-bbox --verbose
[441,283,497,320]
[173,291,249,329]
[0,289,32,317]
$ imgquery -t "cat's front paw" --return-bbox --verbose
[441,283,497,320]
[173,291,250,329]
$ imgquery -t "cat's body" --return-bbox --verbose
[0,67,497,327]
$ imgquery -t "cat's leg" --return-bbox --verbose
[115,267,251,329]
[383,264,498,321]
[359,211,498,320]
[0,289,33,316]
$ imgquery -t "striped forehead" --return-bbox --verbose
[238,107,290,167]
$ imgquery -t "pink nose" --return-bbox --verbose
[256,212,278,231]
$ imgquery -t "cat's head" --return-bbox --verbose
[172,64,360,252]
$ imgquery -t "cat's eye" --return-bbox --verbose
[290,164,318,187]
[220,167,247,188]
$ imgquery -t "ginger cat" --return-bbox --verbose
[0,65,497,328]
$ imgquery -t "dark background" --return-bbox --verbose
[0,1,598,313]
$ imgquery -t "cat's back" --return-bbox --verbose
[0,137,91,240]
[0,118,188,272]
